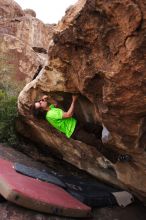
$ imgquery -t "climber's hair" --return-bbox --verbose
[32,103,47,120]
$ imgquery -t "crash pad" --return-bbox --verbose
[59,176,134,207]
[0,159,91,217]
[14,163,134,208]
[14,163,65,188]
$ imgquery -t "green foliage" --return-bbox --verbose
[0,90,19,146]
[0,54,20,146]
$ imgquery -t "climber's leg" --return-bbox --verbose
[81,122,102,139]
[72,125,132,163]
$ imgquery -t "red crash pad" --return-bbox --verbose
[0,159,91,217]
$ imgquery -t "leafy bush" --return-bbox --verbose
[0,90,19,146]
[0,54,20,146]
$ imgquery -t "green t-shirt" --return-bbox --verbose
[45,104,77,138]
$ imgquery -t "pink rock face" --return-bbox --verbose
[0,0,24,18]
[0,0,56,93]
[15,0,146,202]
[0,10,55,51]
[0,34,43,93]
[23,9,36,17]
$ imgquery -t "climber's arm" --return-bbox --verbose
[62,95,78,118]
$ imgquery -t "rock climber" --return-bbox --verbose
[32,94,132,163]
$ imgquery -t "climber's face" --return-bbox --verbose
[35,99,48,110]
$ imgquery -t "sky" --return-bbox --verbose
[15,0,78,24]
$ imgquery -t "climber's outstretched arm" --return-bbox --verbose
[63,95,78,118]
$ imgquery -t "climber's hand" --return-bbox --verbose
[72,95,78,102]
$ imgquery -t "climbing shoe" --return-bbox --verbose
[117,154,132,162]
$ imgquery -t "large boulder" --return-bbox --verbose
[17,0,146,201]
[0,0,56,94]
[0,0,24,19]
[0,13,55,53]
[23,9,36,17]
[0,34,44,88]
[0,0,56,52]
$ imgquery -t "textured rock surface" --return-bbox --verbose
[0,34,43,89]
[0,2,55,52]
[0,15,53,50]
[0,202,146,220]
[50,0,145,150]
[0,0,56,94]
[0,0,24,19]
[23,9,36,17]
[17,0,146,201]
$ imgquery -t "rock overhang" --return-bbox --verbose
[3,0,145,201]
